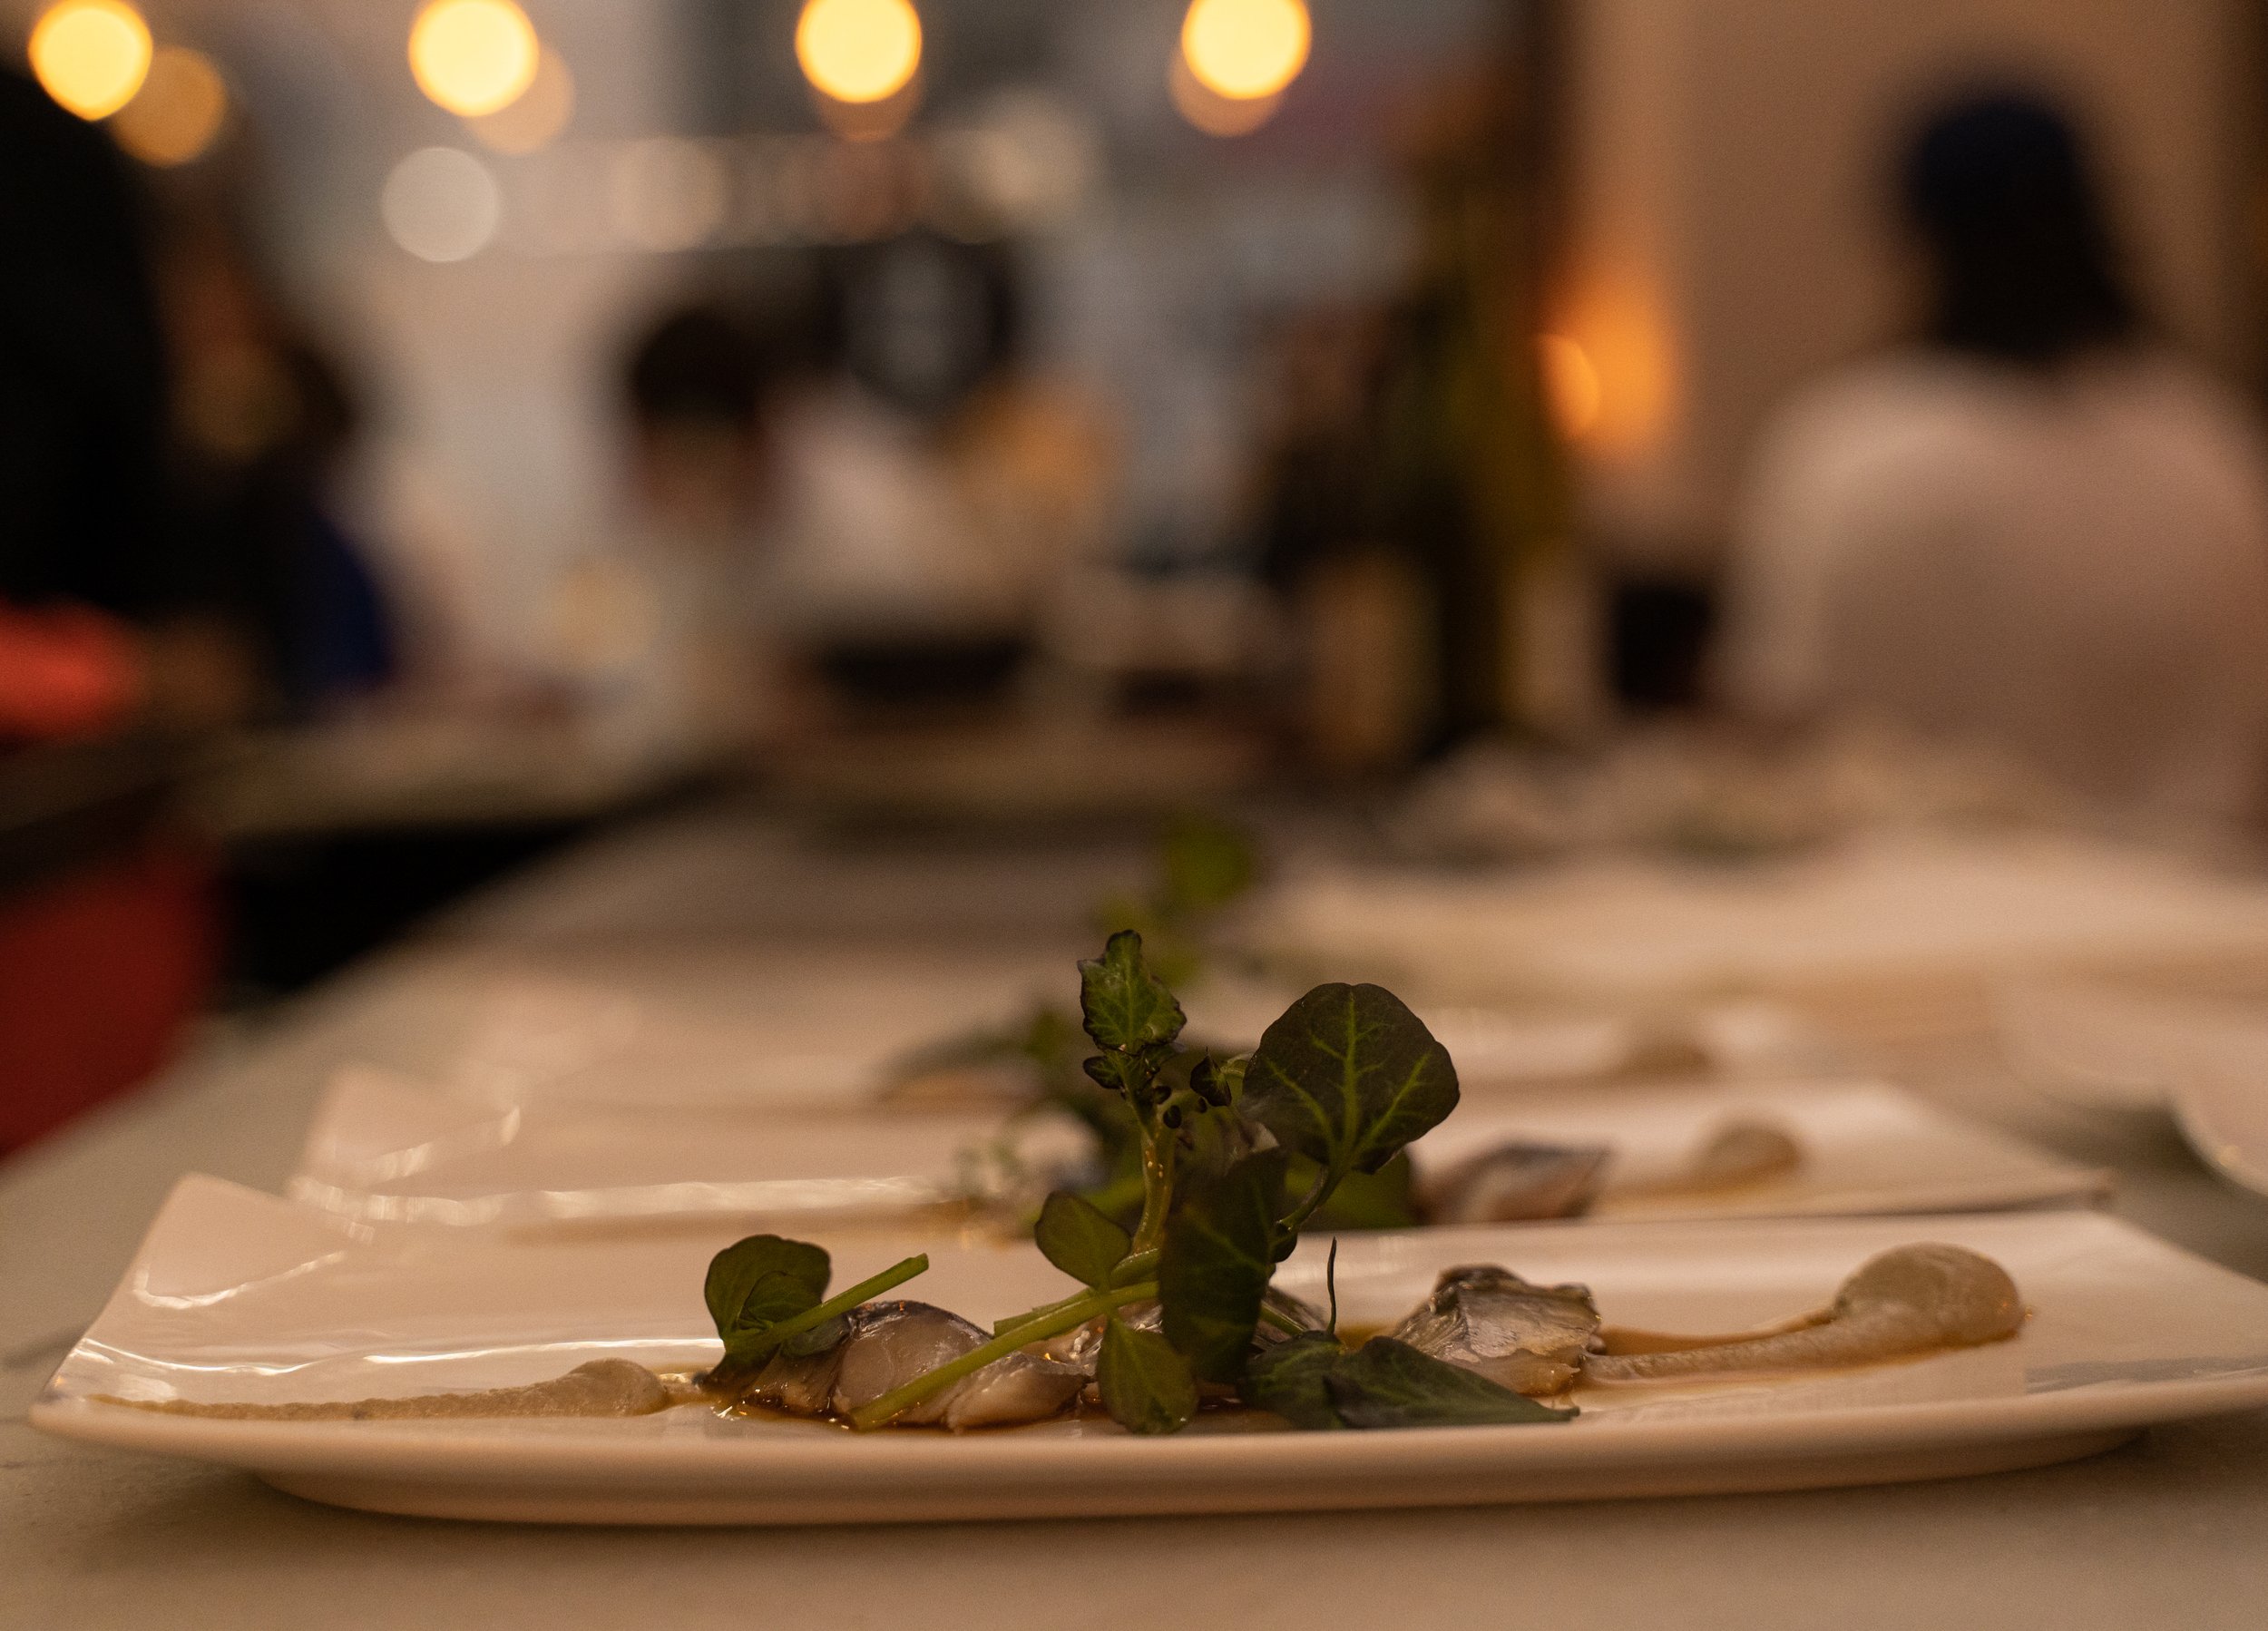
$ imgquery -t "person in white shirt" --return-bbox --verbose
[1717,92,2268,826]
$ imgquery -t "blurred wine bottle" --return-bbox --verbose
[1378,0,1587,748]
[1263,0,1589,775]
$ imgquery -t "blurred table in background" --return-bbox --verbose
[191,712,722,994]
[5,797,2267,1627]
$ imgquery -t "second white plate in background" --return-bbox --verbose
[291,1068,2108,1231]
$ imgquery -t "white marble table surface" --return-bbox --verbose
[7,806,2268,1629]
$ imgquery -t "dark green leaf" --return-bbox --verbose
[704,1235,830,1350]
[1324,1338,1578,1429]
[1158,1150,1286,1384]
[1079,931,1186,1055]
[1082,1047,1168,1099]
[1243,984,1459,1179]
[1034,1190,1131,1288]
[1098,1317,1199,1435]
[1158,814,1258,915]
[1172,1099,1263,1193]
[1240,1330,1349,1430]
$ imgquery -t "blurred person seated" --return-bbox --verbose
[161,218,397,719]
[0,68,222,1151]
[765,232,1112,718]
[575,300,783,757]
[1717,91,2268,828]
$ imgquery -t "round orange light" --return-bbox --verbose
[29,0,152,121]
[110,46,228,166]
[1180,0,1309,103]
[408,0,538,118]
[795,0,922,106]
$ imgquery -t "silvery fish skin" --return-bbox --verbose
[1584,1243,2022,1383]
[1418,1143,1612,1225]
[740,1301,1085,1431]
[1388,1265,1603,1395]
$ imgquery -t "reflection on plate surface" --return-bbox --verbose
[290,1068,2109,1232]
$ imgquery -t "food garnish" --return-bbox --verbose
[703,928,1510,1434]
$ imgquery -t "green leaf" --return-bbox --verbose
[1079,931,1186,1056]
[1081,1047,1168,1099]
[704,1235,830,1355]
[1240,1330,1349,1430]
[1034,1190,1132,1288]
[1098,1317,1199,1435]
[1158,1150,1286,1384]
[1324,1338,1578,1429]
[1243,984,1459,1180]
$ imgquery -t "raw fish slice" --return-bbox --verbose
[1388,1265,1602,1395]
[830,1302,1084,1430]
[742,1302,1085,1430]
[1584,1243,2023,1382]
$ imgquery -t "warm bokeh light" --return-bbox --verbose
[795,0,922,106]
[29,0,152,121]
[382,146,502,262]
[466,44,572,154]
[1168,50,1280,138]
[1537,334,1602,442]
[109,46,227,167]
[1179,0,1309,103]
[1550,264,1679,460]
[408,0,538,118]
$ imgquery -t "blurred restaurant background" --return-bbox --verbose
[10,0,2268,1151]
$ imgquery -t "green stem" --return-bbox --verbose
[1110,1246,1160,1287]
[1273,1161,1341,1242]
[720,1254,929,1372]
[1257,1301,1305,1337]
[849,1281,1158,1430]
[992,1285,1096,1337]
[1129,1117,1177,1254]
[992,1241,1162,1341]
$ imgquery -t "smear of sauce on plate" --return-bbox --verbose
[102,1359,697,1421]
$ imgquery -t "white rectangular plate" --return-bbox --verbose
[376,962,1829,1116]
[35,1178,2268,1523]
[1255,833,2268,1004]
[288,1069,2109,1230]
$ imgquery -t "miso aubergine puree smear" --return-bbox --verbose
[1583,1244,2027,1383]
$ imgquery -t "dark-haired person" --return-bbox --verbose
[0,67,223,1151]
[1717,92,2268,825]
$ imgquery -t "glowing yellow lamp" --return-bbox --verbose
[29,0,152,121]
[110,46,228,167]
[1180,0,1309,103]
[796,0,922,106]
[408,0,538,118]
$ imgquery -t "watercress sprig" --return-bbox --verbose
[701,932,1563,1437]
[852,929,1463,1433]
